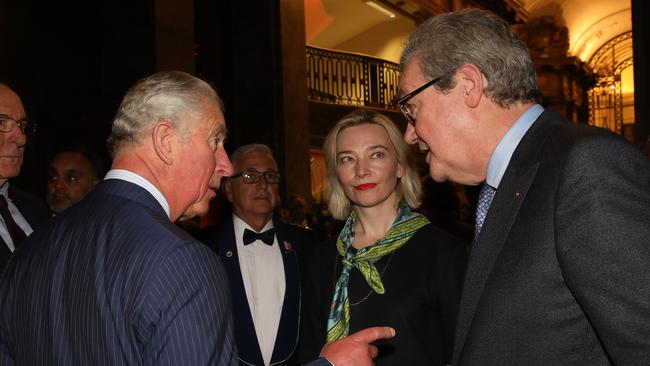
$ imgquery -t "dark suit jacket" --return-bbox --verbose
[0,185,49,268]
[208,218,316,366]
[453,109,650,365]
[0,179,237,365]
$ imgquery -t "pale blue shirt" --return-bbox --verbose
[0,182,34,252]
[104,169,171,219]
[486,104,545,188]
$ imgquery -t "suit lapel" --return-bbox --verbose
[452,110,563,364]
[215,219,265,365]
[452,162,538,363]
[270,221,300,363]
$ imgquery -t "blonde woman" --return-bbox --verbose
[300,110,466,365]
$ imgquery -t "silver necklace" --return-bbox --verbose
[333,250,397,306]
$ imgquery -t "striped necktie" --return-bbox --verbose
[0,195,27,247]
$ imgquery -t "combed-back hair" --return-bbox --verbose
[400,8,543,107]
[229,143,276,173]
[107,71,223,157]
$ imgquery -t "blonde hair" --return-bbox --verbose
[323,109,422,220]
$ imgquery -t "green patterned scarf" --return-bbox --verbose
[326,202,429,341]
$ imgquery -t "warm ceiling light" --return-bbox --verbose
[365,1,396,18]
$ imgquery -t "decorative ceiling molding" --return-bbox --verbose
[306,0,633,65]
[522,0,631,62]
[571,8,631,62]
[370,0,449,23]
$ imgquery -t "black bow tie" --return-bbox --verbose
[243,228,275,245]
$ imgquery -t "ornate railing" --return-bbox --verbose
[306,46,400,110]
[588,31,634,135]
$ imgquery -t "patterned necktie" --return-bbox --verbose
[474,183,496,242]
[243,228,274,245]
[0,195,27,247]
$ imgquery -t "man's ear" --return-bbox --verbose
[152,120,175,165]
[456,64,485,108]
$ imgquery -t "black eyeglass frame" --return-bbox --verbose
[0,114,38,135]
[229,169,281,184]
[397,77,441,126]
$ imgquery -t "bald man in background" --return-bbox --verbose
[0,83,49,268]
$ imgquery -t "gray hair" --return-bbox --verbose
[229,143,276,172]
[400,8,542,107]
[108,71,224,156]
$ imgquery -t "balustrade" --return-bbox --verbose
[306,46,400,110]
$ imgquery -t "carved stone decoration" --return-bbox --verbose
[517,16,596,124]
[516,16,569,59]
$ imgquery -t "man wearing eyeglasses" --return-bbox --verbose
[208,143,316,366]
[0,83,49,269]
[399,8,650,365]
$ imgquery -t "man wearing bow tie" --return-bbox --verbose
[209,143,317,366]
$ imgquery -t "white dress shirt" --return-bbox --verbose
[104,169,171,219]
[0,183,33,252]
[233,214,286,365]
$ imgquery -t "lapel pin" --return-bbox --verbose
[514,191,521,198]
[283,240,294,254]
[226,250,233,258]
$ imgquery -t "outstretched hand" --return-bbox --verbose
[319,326,395,366]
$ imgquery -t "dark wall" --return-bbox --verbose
[0,0,156,197]
[3,0,305,201]
[195,0,284,156]
[195,0,315,205]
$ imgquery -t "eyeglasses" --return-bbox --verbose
[229,169,281,184]
[397,77,440,127]
[0,114,37,135]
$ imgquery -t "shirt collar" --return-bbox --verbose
[233,214,274,233]
[104,169,171,219]
[486,104,544,188]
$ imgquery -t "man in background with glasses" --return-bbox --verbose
[207,143,317,366]
[0,83,49,269]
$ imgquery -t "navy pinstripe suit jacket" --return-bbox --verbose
[0,179,237,365]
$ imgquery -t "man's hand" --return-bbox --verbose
[319,327,395,366]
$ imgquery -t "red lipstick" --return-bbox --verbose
[354,183,376,190]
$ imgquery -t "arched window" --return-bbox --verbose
[588,31,635,141]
